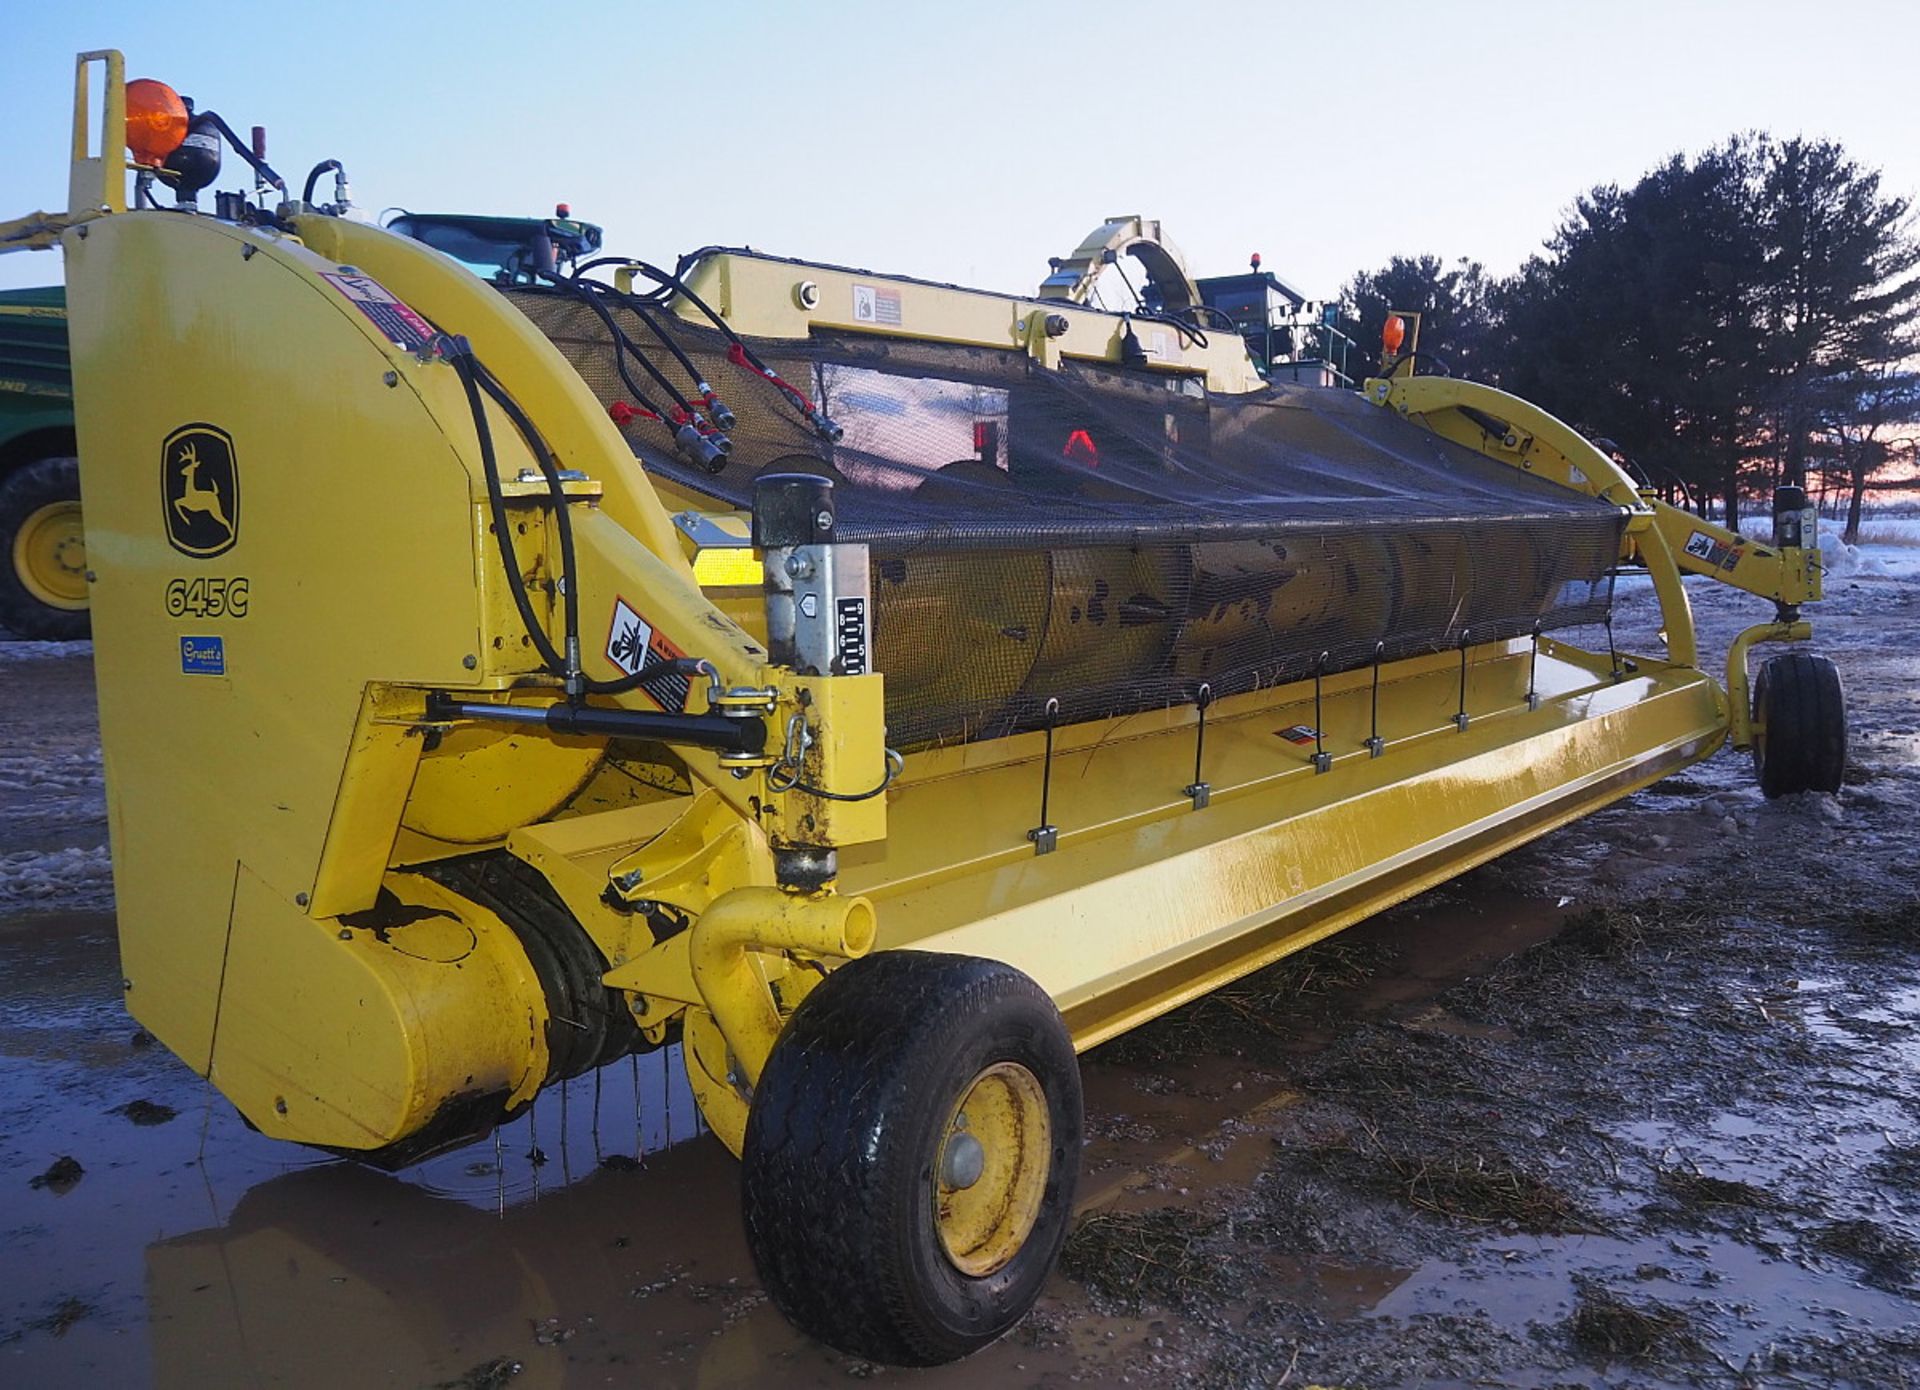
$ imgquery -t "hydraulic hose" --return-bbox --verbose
[197,110,288,194]
[450,347,568,677]
[584,277,737,430]
[445,339,711,699]
[550,274,693,414]
[540,274,729,470]
[301,159,343,205]
[573,254,836,440]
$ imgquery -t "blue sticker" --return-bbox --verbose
[180,635,225,675]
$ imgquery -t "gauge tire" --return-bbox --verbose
[741,950,1082,1366]
[1752,650,1846,798]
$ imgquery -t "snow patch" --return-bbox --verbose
[1819,541,1892,578]
[0,748,102,794]
[0,845,114,913]
[0,639,92,664]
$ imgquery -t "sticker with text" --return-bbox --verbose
[180,635,226,675]
[606,596,690,712]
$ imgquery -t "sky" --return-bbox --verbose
[2,0,1917,302]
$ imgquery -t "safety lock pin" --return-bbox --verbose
[1185,683,1213,809]
[1312,653,1333,774]
[1027,697,1061,855]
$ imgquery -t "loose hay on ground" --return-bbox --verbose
[1653,1163,1779,1211]
[1061,1207,1228,1310]
[1300,1124,1599,1234]
[1815,1218,1920,1292]
[1569,1278,1700,1362]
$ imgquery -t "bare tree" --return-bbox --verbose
[1816,362,1920,543]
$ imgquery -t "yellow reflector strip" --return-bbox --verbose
[693,547,762,587]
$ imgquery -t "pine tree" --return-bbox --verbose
[1755,137,1920,519]
[1333,255,1497,381]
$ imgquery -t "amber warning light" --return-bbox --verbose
[1382,314,1407,355]
[125,78,188,166]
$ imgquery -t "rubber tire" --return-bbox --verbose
[741,951,1083,1366]
[1752,651,1846,798]
[0,456,89,640]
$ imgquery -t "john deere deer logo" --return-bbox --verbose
[161,425,239,557]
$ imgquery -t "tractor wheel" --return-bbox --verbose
[0,457,90,639]
[741,951,1082,1366]
[1752,651,1846,798]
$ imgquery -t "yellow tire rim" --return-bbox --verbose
[933,1061,1051,1277]
[12,499,88,610]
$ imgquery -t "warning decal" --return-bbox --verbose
[319,271,436,351]
[606,596,690,712]
[1276,724,1319,745]
[851,284,903,327]
[1683,530,1742,572]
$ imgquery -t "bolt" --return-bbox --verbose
[338,929,352,940]
[84,570,97,582]
[294,892,309,908]
[383,370,399,387]
[121,977,132,991]
[814,509,833,533]
[274,1096,288,1115]
[463,654,478,670]
[242,244,256,260]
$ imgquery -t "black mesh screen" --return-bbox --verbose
[506,286,1622,748]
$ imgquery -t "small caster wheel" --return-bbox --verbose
[741,951,1082,1365]
[1752,651,1847,798]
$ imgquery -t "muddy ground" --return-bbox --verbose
[2,567,1917,1390]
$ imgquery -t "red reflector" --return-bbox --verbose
[1063,428,1099,466]
[973,422,988,451]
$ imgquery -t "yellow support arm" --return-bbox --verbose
[1370,374,1824,744]
[1369,374,1699,669]
[1637,498,1822,608]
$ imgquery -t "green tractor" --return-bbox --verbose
[0,209,599,638]
[0,285,83,638]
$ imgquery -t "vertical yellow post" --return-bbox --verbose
[69,51,126,218]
